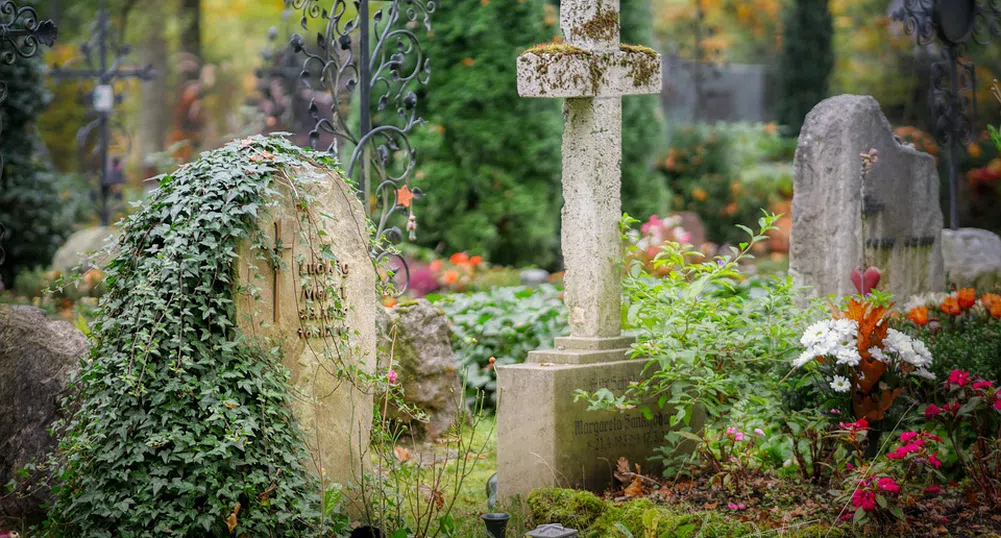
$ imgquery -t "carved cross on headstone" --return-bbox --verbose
[271,219,294,323]
[516,0,662,340]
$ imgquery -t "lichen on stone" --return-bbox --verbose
[572,7,619,42]
[525,42,588,57]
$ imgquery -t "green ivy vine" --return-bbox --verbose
[42,135,365,538]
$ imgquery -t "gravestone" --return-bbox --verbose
[234,165,377,487]
[790,95,945,299]
[498,0,682,500]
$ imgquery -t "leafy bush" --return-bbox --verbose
[776,0,833,136]
[43,137,333,537]
[658,124,793,246]
[0,48,72,287]
[429,284,567,407]
[899,291,1001,380]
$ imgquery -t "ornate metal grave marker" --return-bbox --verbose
[893,0,1001,229]
[286,0,434,293]
[50,0,153,226]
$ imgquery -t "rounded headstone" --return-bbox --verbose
[50,226,118,274]
[941,228,1001,289]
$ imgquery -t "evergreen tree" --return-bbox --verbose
[620,0,669,220]
[411,0,564,268]
[0,51,70,287]
[776,0,834,136]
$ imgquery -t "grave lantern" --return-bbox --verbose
[480,512,511,538]
[526,524,579,538]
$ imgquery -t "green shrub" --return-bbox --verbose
[0,48,71,287]
[43,137,332,537]
[429,284,568,407]
[776,0,834,136]
[526,488,607,531]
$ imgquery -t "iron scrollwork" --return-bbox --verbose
[288,0,434,295]
[892,0,1001,229]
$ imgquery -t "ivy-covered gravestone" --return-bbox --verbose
[45,136,376,537]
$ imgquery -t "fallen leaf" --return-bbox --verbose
[225,502,241,534]
[624,477,645,497]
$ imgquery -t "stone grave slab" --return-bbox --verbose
[235,164,377,487]
[789,95,945,299]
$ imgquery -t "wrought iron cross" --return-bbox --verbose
[286,0,434,294]
[893,0,1001,229]
[49,0,153,226]
[271,219,294,323]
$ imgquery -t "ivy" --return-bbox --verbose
[42,135,355,537]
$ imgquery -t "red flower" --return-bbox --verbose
[900,431,919,443]
[878,477,901,495]
[994,397,1001,411]
[957,288,977,309]
[468,255,483,266]
[924,404,941,419]
[923,485,941,495]
[852,489,877,511]
[948,370,971,387]
[943,401,961,415]
[941,296,963,315]
[973,380,995,391]
[449,252,469,264]
[928,451,941,469]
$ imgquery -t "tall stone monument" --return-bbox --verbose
[790,95,945,299]
[497,0,673,500]
[235,165,377,489]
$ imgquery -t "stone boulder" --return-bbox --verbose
[50,226,118,274]
[377,300,465,439]
[0,305,88,525]
[942,228,1001,289]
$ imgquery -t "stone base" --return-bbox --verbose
[942,228,1001,290]
[497,337,693,501]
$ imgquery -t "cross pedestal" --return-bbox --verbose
[497,0,672,500]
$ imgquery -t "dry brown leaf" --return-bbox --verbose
[225,502,241,534]
[393,446,410,462]
[623,477,645,497]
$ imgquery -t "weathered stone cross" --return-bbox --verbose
[517,0,661,343]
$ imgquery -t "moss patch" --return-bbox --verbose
[527,488,607,530]
[572,8,619,42]
[620,44,658,56]
[525,42,588,56]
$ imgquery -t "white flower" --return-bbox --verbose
[801,320,832,348]
[831,319,858,338]
[868,346,887,361]
[830,376,851,393]
[793,349,817,368]
[913,368,936,380]
[883,328,933,367]
[911,339,934,366]
[834,345,861,367]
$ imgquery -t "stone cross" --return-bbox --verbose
[498,0,672,502]
[517,0,662,341]
[271,219,293,322]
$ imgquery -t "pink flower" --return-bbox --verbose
[994,397,1001,411]
[734,432,745,441]
[900,431,919,443]
[924,404,941,419]
[852,489,877,512]
[973,380,994,390]
[948,370,970,387]
[388,370,398,384]
[846,462,855,470]
[878,477,901,495]
[727,502,747,511]
[726,426,736,436]
[928,451,941,469]
[754,428,766,438]
[943,401,961,415]
[923,485,941,495]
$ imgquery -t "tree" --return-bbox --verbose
[621,0,669,219]
[776,0,834,136]
[410,0,564,268]
[0,51,71,287]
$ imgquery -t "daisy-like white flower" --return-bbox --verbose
[868,346,887,362]
[831,318,858,338]
[913,368,936,380]
[830,375,851,393]
[801,320,831,348]
[834,345,861,367]
[793,349,817,368]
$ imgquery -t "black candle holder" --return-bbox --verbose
[481,512,511,538]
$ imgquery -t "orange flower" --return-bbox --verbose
[968,143,983,159]
[941,296,963,316]
[469,255,483,266]
[429,259,443,272]
[692,187,708,201]
[957,288,977,310]
[449,252,469,265]
[763,122,778,134]
[382,295,398,308]
[982,293,1001,318]
[907,306,929,326]
[441,270,459,285]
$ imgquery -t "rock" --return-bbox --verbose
[0,305,88,525]
[377,300,465,439]
[50,226,118,274]
[941,228,1001,289]
[789,95,945,299]
[520,268,550,286]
